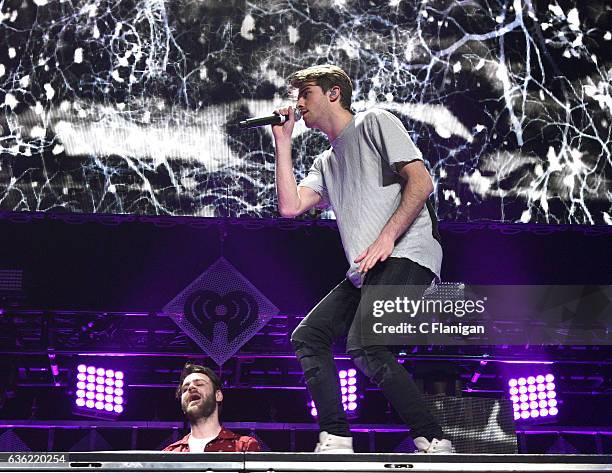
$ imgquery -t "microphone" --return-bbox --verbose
[239,108,302,129]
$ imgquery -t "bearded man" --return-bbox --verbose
[162,363,260,452]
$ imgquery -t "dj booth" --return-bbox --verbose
[1,452,611,472]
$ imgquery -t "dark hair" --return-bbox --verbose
[175,362,221,400]
[288,64,353,112]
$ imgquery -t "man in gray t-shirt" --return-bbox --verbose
[272,65,452,454]
[299,107,442,288]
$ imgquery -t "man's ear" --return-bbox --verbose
[328,86,341,101]
[215,390,223,403]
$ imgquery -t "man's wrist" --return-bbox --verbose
[378,229,397,244]
[273,137,292,148]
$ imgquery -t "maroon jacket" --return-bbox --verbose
[162,427,260,452]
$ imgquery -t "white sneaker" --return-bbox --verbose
[314,431,354,453]
[413,437,454,454]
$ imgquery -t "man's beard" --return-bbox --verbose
[183,395,217,422]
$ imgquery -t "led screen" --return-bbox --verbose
[0,0,609,223]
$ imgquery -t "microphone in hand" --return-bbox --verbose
[239,108,302,129]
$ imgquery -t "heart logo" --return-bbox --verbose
[163,257,279,365]
[183,289,259,344]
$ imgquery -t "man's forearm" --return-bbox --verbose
[274,139,300,217]
[379,177,432,242]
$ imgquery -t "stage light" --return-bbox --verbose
[310,368,359,418]
[507,373,558,422]
[73,364,125,419]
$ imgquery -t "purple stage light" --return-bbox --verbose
[310,368,359,418]
[309,400,318,417]
[508,372,558,422]
[74,364,125,419]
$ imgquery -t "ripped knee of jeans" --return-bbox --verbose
[349,348,391,386]
[303,366,321,383]
[292,344,323,383]
[291,338,320,362]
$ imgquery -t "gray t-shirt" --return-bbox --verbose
[298,108,442,287]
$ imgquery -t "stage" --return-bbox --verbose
[1,452,612,472]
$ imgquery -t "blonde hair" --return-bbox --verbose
[288,64,353,112]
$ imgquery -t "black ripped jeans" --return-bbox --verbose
[291,257,444,440]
